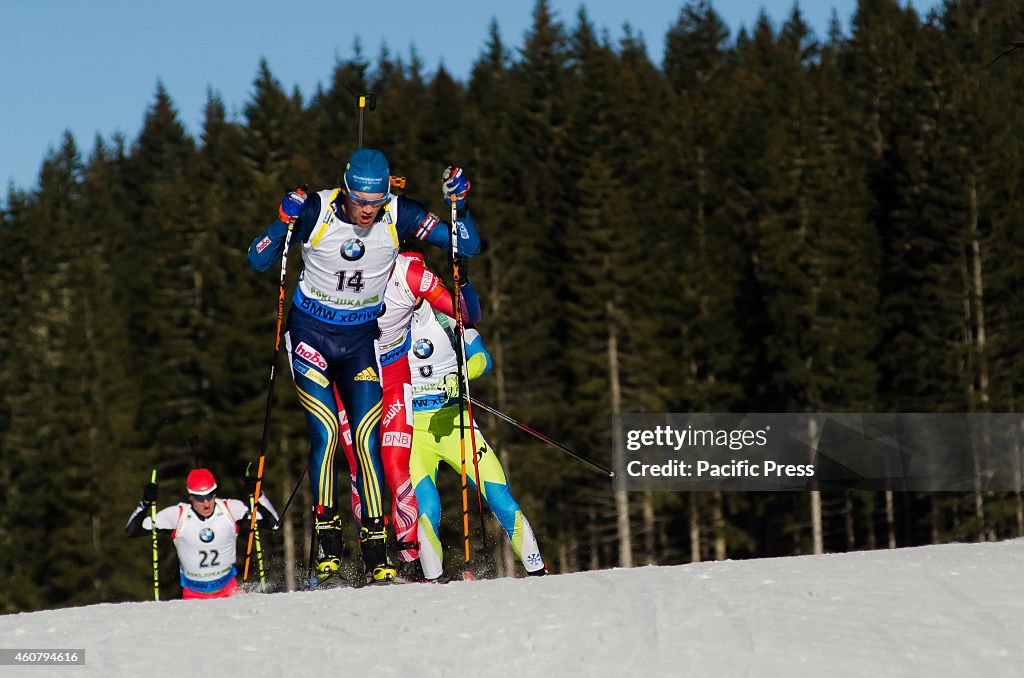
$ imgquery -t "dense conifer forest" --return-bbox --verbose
[3,0,1024,611]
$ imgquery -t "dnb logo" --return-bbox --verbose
[413,338,434,359]
[199,528,215,543]
[382,431,412,448]
[341,238,365,261]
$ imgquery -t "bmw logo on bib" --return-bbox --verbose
[341,238,365,261]
[199,527,215,543]
[414,338,434,359]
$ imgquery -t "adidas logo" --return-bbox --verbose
[353,367,379,383]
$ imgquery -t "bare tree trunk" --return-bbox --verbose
[658,514,670,564]
[973,490,986,542]
[589,505,600,571]
[864,493,877,550]
[689,493,701,562]
[810,491,823,555]
[643,492,656,565]
[565,520,579,573]
[844,493,855,551]
[609,300,632,568]
[885,490,896,549]
[615,488,632,567]
[958,177,984,540]
[967,172,988,542]
[968,173,989,409]
[712,491,726,561]
[808,417,823,555]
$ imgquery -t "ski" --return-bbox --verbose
[303,572,365,590]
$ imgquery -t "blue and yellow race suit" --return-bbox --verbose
[248,190,478,519]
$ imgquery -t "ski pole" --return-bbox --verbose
[272,464,309,531]
[469,398,615,477]
[244,185,305,581]
[250,493,267,589]
[150,469,159,601]
[344,90,411,201]
[246,465,267,589]
[449,194,488,578]
[451,198,488,547]
[450,193,473,577]
[346,87,376,149]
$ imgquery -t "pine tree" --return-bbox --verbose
[662,1,747,412]
[1,134,112,607]
[0,184,36,611]
[116,84,204,476]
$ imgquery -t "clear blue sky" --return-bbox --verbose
[3,1,940,194]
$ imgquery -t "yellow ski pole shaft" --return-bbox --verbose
[249,493,267,589]
[150,469,159,601]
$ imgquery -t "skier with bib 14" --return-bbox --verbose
[247,149,478,584]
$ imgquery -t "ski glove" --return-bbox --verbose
[441,166,471,202]
[142,482,158,504]
[278,189,306,223]
[438,373,460,400]
[244,462,259,496]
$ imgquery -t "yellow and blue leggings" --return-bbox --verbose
[410,405,545,579]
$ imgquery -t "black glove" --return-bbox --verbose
[244,465,258,495]
[454,256,470,286]
[142,482,158,504]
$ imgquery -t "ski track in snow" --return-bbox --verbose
[2,540,1024,677]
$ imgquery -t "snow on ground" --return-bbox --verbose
[2,539,1024,677]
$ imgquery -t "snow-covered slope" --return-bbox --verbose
[3,540,1024,677]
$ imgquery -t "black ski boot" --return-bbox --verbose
[312,511,344,587]
[424,572,451,584]
[396,559,425,583]
[360,516,396,583]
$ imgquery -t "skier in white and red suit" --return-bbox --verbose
[125,468,279,599]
